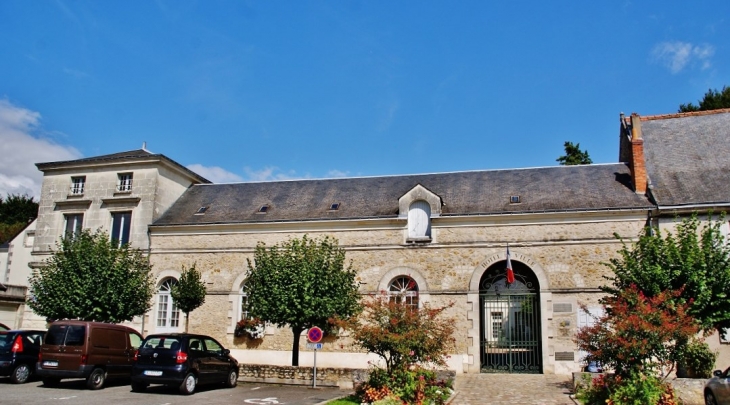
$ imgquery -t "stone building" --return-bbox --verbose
[22,109,730,375]
[23,148,209,329]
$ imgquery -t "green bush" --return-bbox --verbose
[576,372,679,405]
[358,367,453,405]
[680,340,717,378]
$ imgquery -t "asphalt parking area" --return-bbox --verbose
[0,377,352,405]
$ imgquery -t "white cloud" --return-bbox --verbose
[186,164,244,184]
[243,166,310,182]
[651,41,715,74]
[0,99,81,199]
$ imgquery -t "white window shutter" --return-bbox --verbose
[408,200,431,239]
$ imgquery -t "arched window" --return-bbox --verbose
[238,283,250,321]
[156,278,180,331]
[388,276,419,309]
[408,200,431,241]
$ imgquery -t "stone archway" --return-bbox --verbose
[466,250,553,374]
[479,260,542,373]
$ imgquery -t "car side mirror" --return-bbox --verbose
[714,370,723,377]
[222,349,230,356]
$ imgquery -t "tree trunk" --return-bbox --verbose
[185,312,189,333]
[291,326,303,366]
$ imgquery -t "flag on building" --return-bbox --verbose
[506,247,515,284]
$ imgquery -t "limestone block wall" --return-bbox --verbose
[33,166,161,254]
[147,211,647,374]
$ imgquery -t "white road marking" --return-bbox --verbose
[244,398,281,404]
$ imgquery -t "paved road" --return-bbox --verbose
[0,377,352,405]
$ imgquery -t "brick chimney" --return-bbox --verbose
[629,113,647,195]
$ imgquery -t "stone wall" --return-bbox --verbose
[237,364,369,389]
[237,364,456,390]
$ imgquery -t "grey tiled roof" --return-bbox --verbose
[152,164,652,226]
[641,111,730,207]
[35,149,210,183]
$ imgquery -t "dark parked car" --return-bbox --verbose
[0,330,45,383]
[131,333,238,395]
[705,367,730,405]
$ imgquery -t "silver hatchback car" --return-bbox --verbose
[705,367,730,405]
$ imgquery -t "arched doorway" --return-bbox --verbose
[479,259,542,373]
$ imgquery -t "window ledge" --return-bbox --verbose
[406,237,432,243]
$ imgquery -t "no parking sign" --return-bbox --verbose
[307,326,323,343]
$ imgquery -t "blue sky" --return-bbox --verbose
[0,1,728,198]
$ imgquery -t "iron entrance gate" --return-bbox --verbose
[479,260,542,373]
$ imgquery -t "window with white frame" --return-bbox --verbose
[111,212,131,247]
[156,278,180,331]
[388,276,419,309]
[117,173,133,192]
[238,283,250,320]
[407,200,431,240]
[64,213,84,237]
[70,176,85,195]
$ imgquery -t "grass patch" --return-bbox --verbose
[326,394,360,404]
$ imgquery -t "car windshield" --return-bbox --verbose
[141,336,181,350]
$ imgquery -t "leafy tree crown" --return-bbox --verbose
[28,229,155,323]
[170,263,206,314]
[556,141,592,165]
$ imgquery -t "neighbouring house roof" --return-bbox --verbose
[640,109,730,207]
[35,148,210,184]
[152,163,652,226]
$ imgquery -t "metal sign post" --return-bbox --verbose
[306,327,324,388]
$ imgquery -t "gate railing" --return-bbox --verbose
[480,293,541,374]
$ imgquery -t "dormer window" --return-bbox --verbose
[195,206,208,215]
[70,176,85,195]
[257,205,269,214]
[117,173,133,192]
[407,200,431,241]
[510,195,521,204]
[329,203,340,211]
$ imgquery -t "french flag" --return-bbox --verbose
[506,247,515,284]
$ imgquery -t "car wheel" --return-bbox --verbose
[179,372,197,395]
[131,381,148,392]
[86,368,106,390]
[705,391,718,405]
[10,363,32,384]
[42,377,60,387]
[225,368,238,388]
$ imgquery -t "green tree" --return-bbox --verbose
[246,235,361,366]
[0,193,39,244]
[28,229,155,323]
[170,263,207,332]
[679,86,730,112]
[556,141,592,165]
[604,214,730,333]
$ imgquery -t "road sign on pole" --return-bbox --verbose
[306,343,323,350]
[307,326,323,343]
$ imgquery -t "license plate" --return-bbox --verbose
[144,370,163,376]
[43,360,58,367]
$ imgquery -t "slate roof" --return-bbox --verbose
[152,163,652,226]
[35,149,210,183]
[641,110,730,207]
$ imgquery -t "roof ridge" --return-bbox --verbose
[640,108,730,121]
[192,162,625,186]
